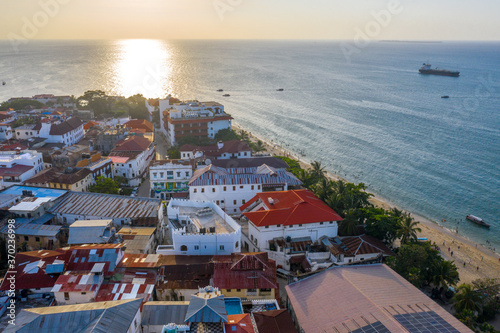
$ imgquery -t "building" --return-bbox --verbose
[37,117,84,147]
[212,252,278,300]
[189,164,302,214]
[4,299,142,333]
[0,123,13,141]
[322,235,394,265]
[252,310,297,333]
[88,125,128,154]
[110,135,155,186]
[159,97,233,145]
[141,301,190,333]
[13,124,39,140]
[117,226,158,254]
[0,150,44,184]
[24,167,93,191]
[0,250,66,294]
[149,159,194,199]
[75,152,113,182]
[48,191,164,227]
[179,140,252,161]
[211,156,290,169]
[67,219,116,245]
[241,189,342,253]
[157,199,240,255]
[184,287,228,332]
[52,271,104,305]
[285,264,472,333]
[0,223,63,251]
[124,118,154,140]
[0,185,67,213]
[95,269,156,305]
[50,144,90,168]
[224,314,256,333]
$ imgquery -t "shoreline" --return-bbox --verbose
[233,122,500,284]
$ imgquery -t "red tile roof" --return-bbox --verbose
[0,250,66,291]
[111,135,151,152]
[341,235,394,257]
[241,189,342,227]
[212,253,277,290]
[0,164,34,177]
[83,121,99,130]
[224,314,255,333]
[253,310,297,333]
[124,119,154,133]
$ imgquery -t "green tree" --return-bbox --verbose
[126,94,148,119]
[398,214,422,245]
[114,176,128,187]
[339,210,362,236]
[312,177,334,202]
[253,140,266,153]
[429,260,460,289]
[214,128,240,142]
[452,283,483,315]
[88,176,119,194]
[386,243,428,286]
[309,161,326,183]
[363,207,399,246]
[167,146,181,159]
[78,90,111,115]
[239,130,250,142]
[0,99,44,111]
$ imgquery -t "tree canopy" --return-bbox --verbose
[0,99,44,111]
[88,176,119,194]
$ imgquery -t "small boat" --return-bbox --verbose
[441,95,449,99]
[466,215,490,228]
[217,89,223,92]
[2,81,5,86]
[276,88,284,91]
[222,94,230,97]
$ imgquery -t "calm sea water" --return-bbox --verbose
[0,40,499,250]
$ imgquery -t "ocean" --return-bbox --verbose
[0,39,499,250]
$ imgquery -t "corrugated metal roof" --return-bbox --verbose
[185,293,228,323]
[4,299,142,333]
[49,192,160,218]
[67,223,112,245]
[0,222,62,237]
[142,302,190,326]
[189,165,301,187]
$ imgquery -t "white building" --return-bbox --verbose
[157,199,241,256]
[159,96,232,146]
[188,164,302,214]
[179,140,252,161]
[149,159,193,199]
[240,189,342,253]
[13,124,39,140]
[0,150,44,184]
[37,117,84,147]
[110,135,155,186]
[0,124,13,141]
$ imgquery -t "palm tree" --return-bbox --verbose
[339,210,361,236]
[452,283,483,314]
[311,177,333,201]
[309,161,326,182]
[253,140,266,153]
[430,260,459,289]
[398,215,422,245]
[239,130,250,142]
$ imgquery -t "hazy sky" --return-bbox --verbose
[2,0,499,40]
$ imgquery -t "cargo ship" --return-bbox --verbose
[419,63,460,77]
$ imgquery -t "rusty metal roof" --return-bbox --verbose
[49,191,160,218]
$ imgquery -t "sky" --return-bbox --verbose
[1,0,500,41]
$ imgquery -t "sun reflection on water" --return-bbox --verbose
[109,39,172,98]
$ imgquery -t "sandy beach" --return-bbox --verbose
[234,122,500,284]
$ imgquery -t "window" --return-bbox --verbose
[223,186,226,191]
[129,164,132,168]
[35,237,40,242]
[194,188,197,193]
[276,224,281,227]
[330,221,333,224]
[289,225,293,228]
[212,188,215,192]
[176,172,181,177]
[248,289,257,292]
[242,199,245,204]
[251,185,254,190]
[236,289,241,292]
[153,173,157,178]
[233,186,236,191]
[201,188,205,193]
[180,245,188,251]
[194,245,199,250]
[233,200,237,205]
[64,292,69,300]
[251,235,254,241]
[240,185,244,189]
[258,185,261,190]
[185,171,189,177]
[320,222,324,225]
[81,292,86,295]
[235,241,239,248]
[219,245,225,250]
[265,226,269,229]
[299,224,303,227]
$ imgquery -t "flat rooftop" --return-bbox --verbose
[173,205,234,234]
[0,186,68,199]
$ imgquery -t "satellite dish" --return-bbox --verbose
[205,158,211,165]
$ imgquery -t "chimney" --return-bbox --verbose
[217,141,224,150]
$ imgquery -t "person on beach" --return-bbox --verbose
[463,262,466,267]
[477,266,479,271]
[451,251,454,256]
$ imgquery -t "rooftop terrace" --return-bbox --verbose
[172,205,234,234]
